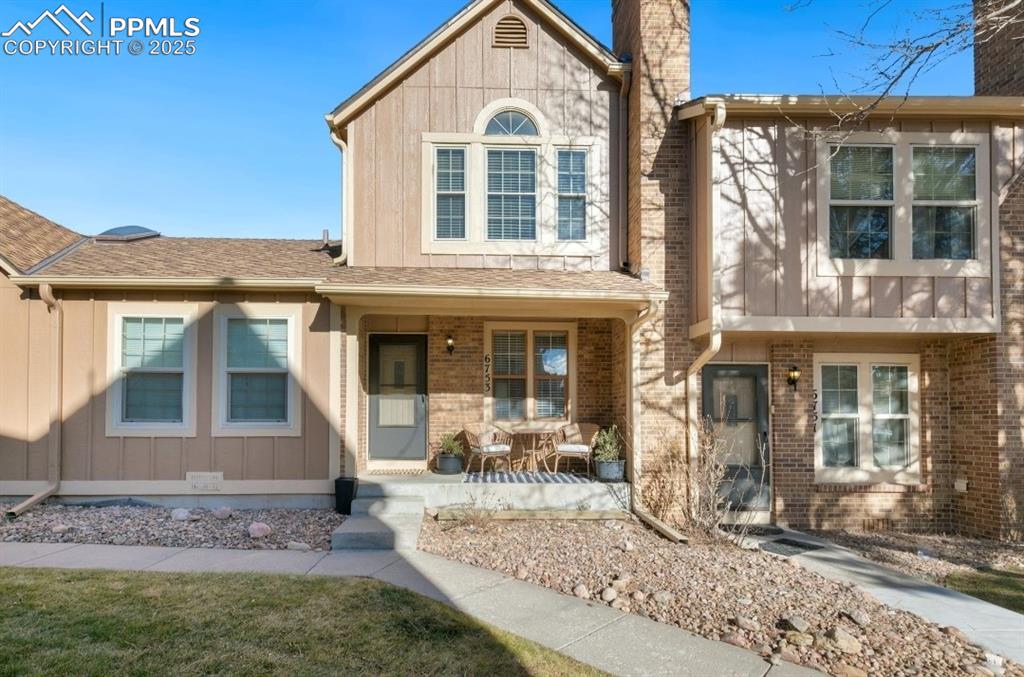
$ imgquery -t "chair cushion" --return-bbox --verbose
[480,443,511,454]
[556,443,590,454]
[561,423,583,444]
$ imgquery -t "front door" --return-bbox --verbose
[701,364,770,511]
[369,335,427,461]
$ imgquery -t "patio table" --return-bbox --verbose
[511,428,556,472]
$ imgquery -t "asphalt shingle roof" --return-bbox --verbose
[0,195,83,272]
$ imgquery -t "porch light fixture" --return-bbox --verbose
[787,365,801,391]
[446,335,455,355]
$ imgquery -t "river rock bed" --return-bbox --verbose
[0,502,344,551]
[419,517,1020,676]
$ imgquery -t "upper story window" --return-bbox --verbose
[912,147,976,260]
[557,149,587,241]
[485,110,538,136]
[487,148,537,240]
[828,146,893,259]
[435,147,466,240]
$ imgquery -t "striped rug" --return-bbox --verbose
[464,471,595,484]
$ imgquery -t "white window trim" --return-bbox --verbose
[434,145,468,241]
[556,147,588,241]
[483,321,577,432]
[106,302,199,438]
[815,130,992,277]
[484,145,540,242]
[813,352,921,484]
[212,303,303,437]
[419,99,609,260]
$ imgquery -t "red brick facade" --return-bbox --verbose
[973,0,1024,96]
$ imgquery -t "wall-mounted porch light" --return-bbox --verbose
[787,365,801,391]
[446,335,455,355]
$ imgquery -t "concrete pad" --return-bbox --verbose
[22,544,186,571]
[0,542,79,565]
[558,613,772,677]
[453,578,625,650]
[307,550,403,577]
[147,548,325,574]
[371,550,509,603]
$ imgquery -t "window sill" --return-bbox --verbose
[814,482,930,494]
[106,422,196,438]
[211,422,302,438]
[814,465,921,486]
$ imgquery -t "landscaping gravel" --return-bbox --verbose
[0,502,344,551]
[811,530,1024,583]
[419,517,1021,676]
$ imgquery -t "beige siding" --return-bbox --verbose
[709,117,1024,321]
[348,0,620,270]
[0,286,332,483]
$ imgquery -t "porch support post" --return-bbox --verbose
[344,306,365,477]
[328,303,342,480]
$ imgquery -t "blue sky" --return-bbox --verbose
[0,0,972,239]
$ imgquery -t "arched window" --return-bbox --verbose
[485,110,538,136]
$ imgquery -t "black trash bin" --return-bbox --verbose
[335,477,358,515]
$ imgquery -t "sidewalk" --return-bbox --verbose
[751,530,1024,664]
[0,541,816,677]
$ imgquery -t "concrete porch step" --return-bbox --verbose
[350,495,425,516]
[331,514,423,551]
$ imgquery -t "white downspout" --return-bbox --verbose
[329,129,351,266]
[617,68,632,271]
[5,283,62,518]
[685,103,726,509]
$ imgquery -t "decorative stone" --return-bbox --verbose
[425,507,439,518]
[721,632,748,648]
[572,583,589,599]
[782,615,810,633]
[942,626,969,642]
[248,521,272,538]
[778,646,801,664]
[832,663,868,677]
[286,541,311,551]
[785,631,813,647]
[212,507,233,520]
[170,508,191,522]
[843,609,871,627]
[600,586,618,602]
[652,590,675,605]
[828,626,863,654]
[612,574,632,590]
[964,666,994,677]
[631,590,646,602]
[50,524,69,534]
[515,566,529,580]
[620,540,635,552]
[610,598,630,611]
[736,596,753,606]
[732,615,760,632]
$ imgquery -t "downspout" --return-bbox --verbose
[685,103,726,508]
[5,284,62,518]
[329,128,350,266]
[617,67,632,271]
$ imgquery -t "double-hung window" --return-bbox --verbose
[120,317,185,423]
[557,150,587,241]
[814,354,919,483]
[487,149,537,240]
[486,323,574,427]
[828,145,894,259]
[435,147,466,240]
[912,146,977,259]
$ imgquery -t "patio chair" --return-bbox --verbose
[463,423,514,473]
[549,423,601,475]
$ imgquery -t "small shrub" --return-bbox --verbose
[593,425,622,462]
[438,432,464,457]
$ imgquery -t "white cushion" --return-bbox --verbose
[556,443,590,454]
[480,443,511,454]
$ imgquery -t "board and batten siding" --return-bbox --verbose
[706,117,1023,322]
[0,286,332,484]
[347,0,620,270]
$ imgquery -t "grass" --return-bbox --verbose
[946,567,1024,614]
[0,567,602,677]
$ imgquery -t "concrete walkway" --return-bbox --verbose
[0,541,816,677]
[751,530,1024,664]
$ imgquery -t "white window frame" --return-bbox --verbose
[212,303,303,437]
[420,97,608,260]
[434,145,468,241]
[485,145,539,242]
[813,353,921,484]
[556,147,588,241]
[483,321,577,432]
[910,145,980,260]
[106,302,199,437]
[815,130,991,277]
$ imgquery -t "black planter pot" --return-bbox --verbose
[436,454,463,475]
[334,477,358,515]
[595,460,625,482]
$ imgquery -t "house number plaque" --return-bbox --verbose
[483,354,491,394]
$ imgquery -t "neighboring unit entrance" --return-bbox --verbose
[701,364,771,511]
[369,335,427,461]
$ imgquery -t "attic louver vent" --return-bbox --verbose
[493,16,528,48]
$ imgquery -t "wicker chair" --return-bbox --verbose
[463,423,514,473]
[548,423,602,475]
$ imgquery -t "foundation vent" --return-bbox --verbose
[493,16,528,48]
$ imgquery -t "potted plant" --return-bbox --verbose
[593,425,625,482]
[435,432,464,475]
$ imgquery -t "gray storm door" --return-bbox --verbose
[701,364,771,511]
[369,335,427,461]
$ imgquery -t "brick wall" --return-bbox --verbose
[974,0,1024,95]
[577,318,616,425]
[427,316,485,464]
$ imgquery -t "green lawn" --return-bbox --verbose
[0,567,602,677]
[946,567,1024,614]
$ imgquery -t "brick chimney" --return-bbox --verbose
[612,0,691,281]
[974,0,1024,95]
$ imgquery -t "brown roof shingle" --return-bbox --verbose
[38,236,338,280]
[0,195,83,272]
